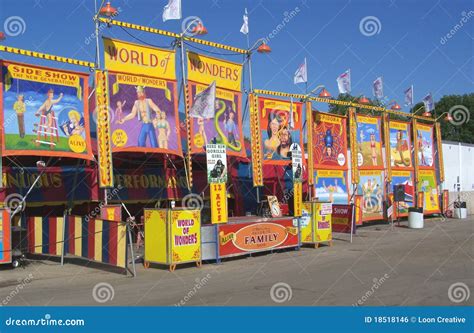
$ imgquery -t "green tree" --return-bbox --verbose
[434,94,474,144]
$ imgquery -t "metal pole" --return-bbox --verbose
[94,1,108,204]
[127,223,136,277]
[180,38,192,191]
[94,11,100,67]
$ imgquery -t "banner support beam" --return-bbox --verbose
[96,17,248,55]
[0,45,95,69]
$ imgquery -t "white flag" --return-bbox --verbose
[240,8,249,35]
[189,81,216,119]
[294,58,307,84]
[337,69,351,94]
[372,77,383,99]
[404,85,414,106]
[422,93,434,112]
[163,0,181,22]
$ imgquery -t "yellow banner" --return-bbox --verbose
[349,107,359,184]
[435,122,445,182]
[103,38,175,80]
[211,183,228,224]
[316,170,344,177]
[306,103,314,185]
[7,63,82,100]
[392,170,411,177]
[416,123,432,132]
[418,169,435,177]
[249,93,263,186]
[7,63,80,87]
[384,113,391,182]
[294,182,303,217]
[359,170,382,176]
[115,73,171,101]
[95,70,114,188]
[357,115,378,124]
[316,113,343,125]
[187,51,242,91]
[263,99,291,111]
[390,121,408,131]
[171,210,201,263]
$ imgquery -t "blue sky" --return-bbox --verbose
[0,0,472,114]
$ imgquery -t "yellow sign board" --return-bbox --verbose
[170,210,201,264]
[144,209,167,264]
[187,51,242,91]
[294,182,303,217]
[103,38,176,80]
[211,183,228,224]
[300,202,312,243]
[144,209,201,267]
[314,202,332,244]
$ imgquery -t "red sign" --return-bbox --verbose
[332,204,355,234]
[442,190,449,214]
[100,205,122,222]
[0,210,11,264]
[218,219,298,257]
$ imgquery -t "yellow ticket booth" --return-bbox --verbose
[144,208,202,271]
[300,201,333,248]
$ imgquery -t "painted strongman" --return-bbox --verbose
[119,86,162,148]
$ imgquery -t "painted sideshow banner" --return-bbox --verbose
[390,170,415,215]
[415,123,435,168]
[355,115,383,169]
[314,170,349,204]
[389,121,412,168]
[258,97,304,165]
[357,170,384,221]
[107,73,181,154]
[186,52,245,157]
[312,111,347,169]
[1,61,92,159]
[417,169,440,214]
[188,82,244,157]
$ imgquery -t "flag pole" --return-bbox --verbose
[243,9,260,203]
